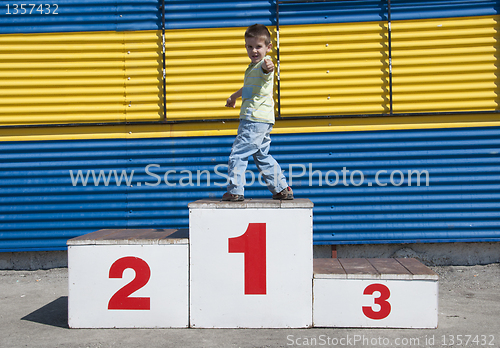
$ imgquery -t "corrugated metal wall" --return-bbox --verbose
[277,0,386,25]
[164,0,275,30]
[392,15,500,113]
[164,27,275,121]
[1,126,499,251]
[159,0,500,121]
[278,1,500,117]
[0,1,161,34]
[391,0,500,20]
[3,1,500,125]
[0,1,163,126]
[279,21,390,117]
[2,0,500,252]
[0,31,163,126]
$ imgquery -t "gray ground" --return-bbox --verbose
[1,264,499,348]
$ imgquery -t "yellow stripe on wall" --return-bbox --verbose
[164,26,275,121]
[1,113,500,142]
[0,30,163,126]
[279,16,500,116]
[279,22,391,117]
[1,15,500,139]
[0,26,266,126]
[392,16,500,113]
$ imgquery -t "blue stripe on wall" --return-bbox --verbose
[0,0,161,34]
[164,0,276,29]
[277,0,387,25]
[2,1,500,34]
[1,126,499,251]
[391,0,500,20]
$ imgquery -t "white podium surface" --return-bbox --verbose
[313,258,439,328]
[67,228,189,328]
[188,199,314,328]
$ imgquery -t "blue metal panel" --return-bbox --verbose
[0,0,273,34]
[164,0,276,29]
[165,1,500,30]
[278,0,500,26]
[1,126,500,251]
[0,0,161,34]
[391,0,500,20]
[3,0,500,35]
[278,0,387,25]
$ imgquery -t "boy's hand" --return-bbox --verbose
[262,58,274,73]
[225,95,236,108]
[226,88,242,107]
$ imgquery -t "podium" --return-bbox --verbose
[67,199,438,329]
[313,258,439,328]
[67,229,189,328]
[188,199,314,328]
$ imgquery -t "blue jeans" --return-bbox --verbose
[227,120,288,195]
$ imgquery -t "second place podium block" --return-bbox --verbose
[188,199,314,328]
[67,228,189,329]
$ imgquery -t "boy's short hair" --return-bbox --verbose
[245,24,271,45]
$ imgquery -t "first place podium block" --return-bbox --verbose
[188,199,314,328]
[67,229,189,329]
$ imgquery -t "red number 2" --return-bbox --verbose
[228,223,267,295]
[108,256,151,310]
[362,283,391,320]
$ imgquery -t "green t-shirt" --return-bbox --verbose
[239,56,275,124]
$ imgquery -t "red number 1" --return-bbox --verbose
[228,223,267,295]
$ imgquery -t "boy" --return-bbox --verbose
[222,24,293,201]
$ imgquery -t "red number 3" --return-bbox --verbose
[108,256,151,310]
[362,283,391,320]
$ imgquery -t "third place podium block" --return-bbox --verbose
[188,199,314,328]
[313,258,439,328]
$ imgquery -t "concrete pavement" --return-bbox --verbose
[1,263,499,348]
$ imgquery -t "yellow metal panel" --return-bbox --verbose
[164,26,267,121]
[2,113,500,142]
[2,16,500,129]
[0,31,162,126]
[279,22,390,117]
[392,16,500,113]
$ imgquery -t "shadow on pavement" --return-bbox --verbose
[21,296,69,329]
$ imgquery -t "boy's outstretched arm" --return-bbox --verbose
[225,87,243,108]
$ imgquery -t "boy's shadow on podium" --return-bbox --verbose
[21,296,69,329]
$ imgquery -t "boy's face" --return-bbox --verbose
[245,37,272,64]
